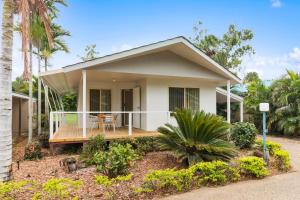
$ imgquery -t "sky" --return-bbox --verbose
[1,0,300,81]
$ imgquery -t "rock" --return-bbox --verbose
[60,157,77,173]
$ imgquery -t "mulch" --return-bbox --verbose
[12,150,180,199]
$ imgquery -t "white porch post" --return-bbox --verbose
[227,80,231,123]
[240,101,244,122]
[49,111,53,139]
[128,112,132,136]
[82,70,87,138]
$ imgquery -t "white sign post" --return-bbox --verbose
[259,103,269,162]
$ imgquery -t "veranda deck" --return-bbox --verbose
[49,125,160,144]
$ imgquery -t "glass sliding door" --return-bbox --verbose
[89,89,111,112]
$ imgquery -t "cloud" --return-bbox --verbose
[271,0,282,8]
[289,47,300,62]
[242,47,300,80]
[111,44,133,53]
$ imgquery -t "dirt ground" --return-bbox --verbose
[12,141,180,199]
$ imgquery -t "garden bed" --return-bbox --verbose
[8,146,290,199]
[11,151,181,199]
[5,114,292,200]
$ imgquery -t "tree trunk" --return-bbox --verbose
[38,49,41,135]
[28,44,33,143]
[44,58,49,120]
[0,0,13,181]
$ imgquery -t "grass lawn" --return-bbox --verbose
[53,113,78,124]
[65,114,78,124]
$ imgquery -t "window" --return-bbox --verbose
[169,88,184,111]
[186,88,199,111]
[169,87,199,111]
[90,89,111,112]
[90,89,100,112]
[100,89,111,111]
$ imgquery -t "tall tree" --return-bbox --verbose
[0,0,14,181]
[78,44,99,61]
[39,23,70,121]
[244,72,260,84]
[30,0,68,135]
[192,21,254,73]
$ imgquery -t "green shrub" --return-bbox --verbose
[92,144,139,178]
[24,141,42,160]
[0,180,30,199]
[190,161,240,184]
[157,109,237,166]
[33,178,82,199]
[95,173,133,199]
[110,136,160,155]
[143,168,193,192]
[256,140,281,155]
[81,135,106,159]
[238,156,268,178]
[230,122,258,149]
[274,149,291,171]
[142,160,240,193]
[95,173,133,187]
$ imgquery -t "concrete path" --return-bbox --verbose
[164,136,300,200]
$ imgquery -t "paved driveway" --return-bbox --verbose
[163,136,300,200]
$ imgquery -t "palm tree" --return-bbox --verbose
[0,0,14,181]
[39,23,70,120]
[269,70,300,136]
[31,0,68,135]
[0,0,52,181]
[157,109,237,166]
[18,0,53,143]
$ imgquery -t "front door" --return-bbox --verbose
[122,89,133,126]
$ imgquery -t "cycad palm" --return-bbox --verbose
[158,109,237,166]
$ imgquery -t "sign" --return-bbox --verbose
[259,103,269,112]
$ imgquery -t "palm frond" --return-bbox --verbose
[157,109,237,165]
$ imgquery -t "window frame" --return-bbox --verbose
[168,87,200,111]
[89,89,112,112]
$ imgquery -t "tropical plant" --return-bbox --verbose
[243,73,269,128]
[269,70,300,136]
[157,109,237,166]
[192,21,254,73]
[230,122,258,149]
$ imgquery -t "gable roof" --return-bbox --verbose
[40,36,241,84]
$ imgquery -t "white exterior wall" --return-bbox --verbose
[77,78,147,129]
[76,50,221,131]
[145,77,217,131]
